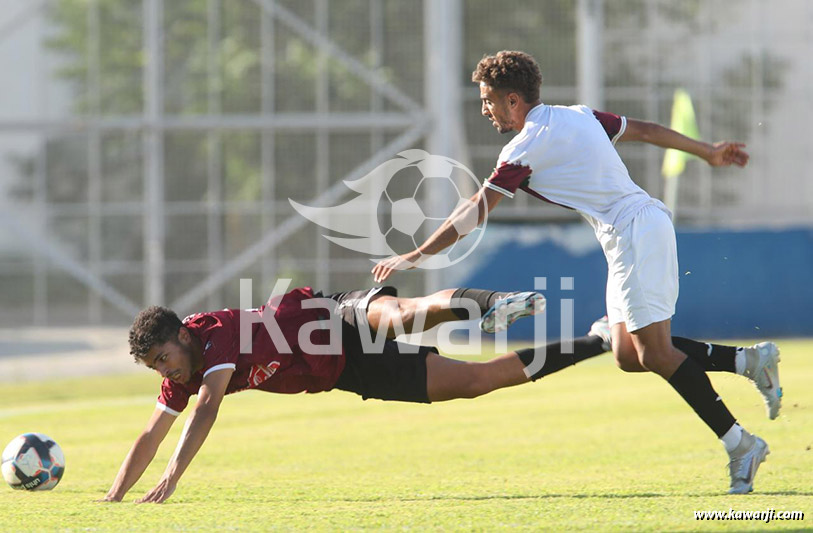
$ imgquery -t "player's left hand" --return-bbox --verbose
[371,251,422,283]
[136,477,176,504]
[706,142,749,167]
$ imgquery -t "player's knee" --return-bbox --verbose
[397,302,416,329]
[375,299,409,337]
[387,299,414,324]
[459,366,493,399]
[637,348,673,373]
[613,347,640,372]
[615,356,641,373]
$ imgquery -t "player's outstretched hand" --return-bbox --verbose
[371,251,422,283]
[707,142,749,167]
[136,477,176,504]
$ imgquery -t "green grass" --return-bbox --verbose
[1,340,812,532]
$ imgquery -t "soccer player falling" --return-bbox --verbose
[101,285,615,503]
[373,50,781,494]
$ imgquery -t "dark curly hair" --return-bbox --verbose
[471,50,542,104]
[129,306,183,362]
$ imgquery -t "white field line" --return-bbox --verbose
[0,395,156,420]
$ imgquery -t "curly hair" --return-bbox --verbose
[471,50,542,104]
[128,306,183,362]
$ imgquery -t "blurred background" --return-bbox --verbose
[0,0,811,364]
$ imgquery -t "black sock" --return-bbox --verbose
[667,358,737,438]
[517,336,606,381]
[672,337,737,373]
[449,288,507,320]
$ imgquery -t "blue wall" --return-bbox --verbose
[447,224,813,340]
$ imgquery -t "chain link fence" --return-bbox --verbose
[0,0,809,326]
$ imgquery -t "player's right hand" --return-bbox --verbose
[136,476,177,504]
[707,142,749,167]
[371,251,422,283]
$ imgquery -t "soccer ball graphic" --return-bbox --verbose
[290,149,488,270]
[376,151,486,269]
[2,433,65,491]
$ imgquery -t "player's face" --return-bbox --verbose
[479,83,519,133]
[143,328,199,384]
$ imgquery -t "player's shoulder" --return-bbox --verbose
[183,309,238,338]
[552,104,625,140]
[188,310,241,373]
[549,103,597,122]
[186,306,239,320]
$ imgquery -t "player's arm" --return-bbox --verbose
[372,186,503,283]
[136,367,233,504]
[618,118,749,168]
[101,407,177,502]
[416,186,501,255]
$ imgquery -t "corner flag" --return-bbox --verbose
[662,88,699,213]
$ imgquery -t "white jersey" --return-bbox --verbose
[484,103,664,233]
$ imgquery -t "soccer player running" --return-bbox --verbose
[372,50,781,494]
[100,285,609,504]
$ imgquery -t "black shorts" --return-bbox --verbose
[325,286,398,329]
[323,287,435,404]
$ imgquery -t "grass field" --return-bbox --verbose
[1,340,811,532]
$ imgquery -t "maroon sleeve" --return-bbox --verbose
[158,380,190,414]
[185,312,240,374]
[198,316,240,374]
[592,110,624,141]
[485,162,532,197]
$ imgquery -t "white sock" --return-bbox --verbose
[720,424,744,452]
[734,348,746,375]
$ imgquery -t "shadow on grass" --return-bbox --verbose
[758,490,813,497]
[323,492,670,503]
[281,490,813,503]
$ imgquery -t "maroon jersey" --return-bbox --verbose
[157,287,345,415]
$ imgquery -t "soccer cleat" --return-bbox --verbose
[588,315,612,352]
[741,342,782,420]
[479,292,546,334]
[727,431,769,494]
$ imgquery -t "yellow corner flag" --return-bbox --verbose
[661,88,700,178]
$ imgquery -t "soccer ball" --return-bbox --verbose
[2,433,65,491]
[376,151,485,269]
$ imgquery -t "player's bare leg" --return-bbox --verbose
[425,351,529,402]
[425,335,609,402]
[365,288,545,339]
[627,318,769,493]
[608,318,782,419]
[628,320,684,377]
[365,289,460,338]
[610,321,647,372]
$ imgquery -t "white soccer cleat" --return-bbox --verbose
[742,342,782,420]
[479,292,546,334]
[588,315,612,352]
[727,431,769,494]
